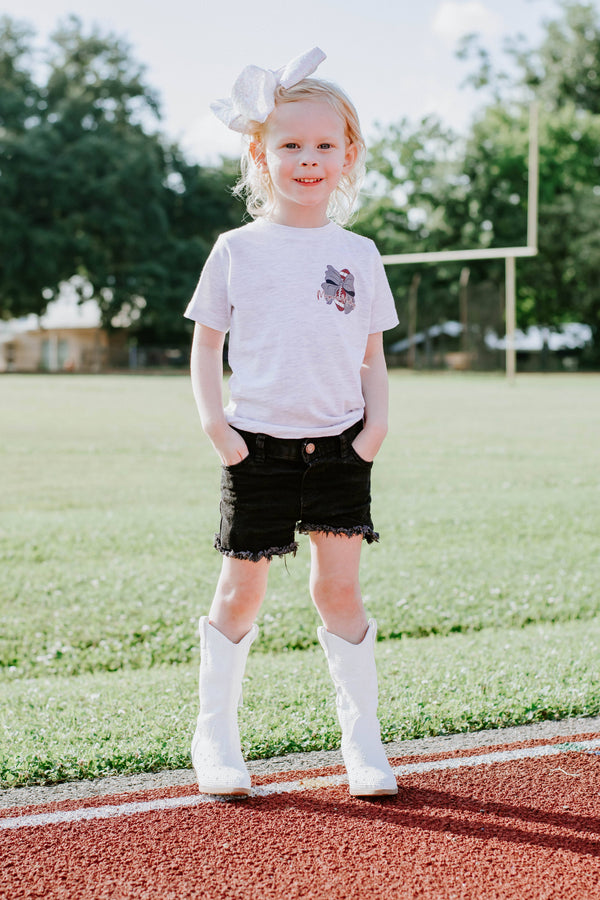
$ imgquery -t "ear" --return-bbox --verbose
[249,141,267,170]
[342,141,358,174]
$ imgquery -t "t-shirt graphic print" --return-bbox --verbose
[318,265,356,314]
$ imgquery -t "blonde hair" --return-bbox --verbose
[233,78,366,225]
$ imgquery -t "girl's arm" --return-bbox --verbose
[190,323,249,466]
[352,331,389,462]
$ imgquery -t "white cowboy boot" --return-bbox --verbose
[318,618,397,797]
[191,616,258,796]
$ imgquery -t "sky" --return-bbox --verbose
[3,0,592,163]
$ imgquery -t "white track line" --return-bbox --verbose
[2,738,599,831]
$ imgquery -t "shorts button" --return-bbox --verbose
[305,442,315,455]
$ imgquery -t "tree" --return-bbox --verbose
[0,16,164,319]
[0,16,243,342]
[0,18,41,133]
[129,149,243,343]
[354,116,469,340]
[456,1,600,355]
[356,2,600,359]
[459,1,600,115]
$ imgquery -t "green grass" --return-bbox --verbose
[2,618,598,787]
[1,373,599,786]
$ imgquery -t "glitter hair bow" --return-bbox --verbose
[210,47,327,134]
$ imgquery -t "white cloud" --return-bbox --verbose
[432,1,502,45]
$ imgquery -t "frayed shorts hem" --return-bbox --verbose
[298,523,380,544]
[214,535,299,562]
[215,524,379,563]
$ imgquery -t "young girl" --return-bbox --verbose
[185,47,399,798]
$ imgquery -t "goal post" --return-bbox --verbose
[381,104,539,380]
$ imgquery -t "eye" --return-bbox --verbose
[319,143,333,150]
[283,142,299,149]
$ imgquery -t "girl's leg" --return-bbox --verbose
[192,555,269,796]
[309,532,367,643]
[209,555,270,642]
[310,531,397,797]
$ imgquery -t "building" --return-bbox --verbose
[0,294,112,373]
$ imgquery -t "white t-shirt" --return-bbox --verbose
[184,218,399,438]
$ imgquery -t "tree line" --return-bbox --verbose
[355,1,600,363]
[1,4,599,360]
[0,15,242,343]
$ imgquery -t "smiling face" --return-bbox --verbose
[251,99,358,228]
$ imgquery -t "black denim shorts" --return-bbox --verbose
[215,420,379,562]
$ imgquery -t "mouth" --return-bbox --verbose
[294,178,323,184]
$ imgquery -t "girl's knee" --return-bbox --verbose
[311,572,362,609]
[215,557,269,607]
[210,558,269,643]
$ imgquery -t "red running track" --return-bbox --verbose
[1,731,599,899]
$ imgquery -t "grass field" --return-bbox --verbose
[1,372,599,787]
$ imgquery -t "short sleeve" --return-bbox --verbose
[368,243,399,334]
[183,235,231,332]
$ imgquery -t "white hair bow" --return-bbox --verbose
[210,47,326,134]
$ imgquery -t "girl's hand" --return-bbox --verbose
[210,424,250,467]
[351,426,384,463]
[355,332,389,464]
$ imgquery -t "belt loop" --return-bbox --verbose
[255,433,266,462]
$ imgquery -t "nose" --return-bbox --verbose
[300,155,318,167]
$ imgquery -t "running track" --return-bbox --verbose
[2,720,599,899]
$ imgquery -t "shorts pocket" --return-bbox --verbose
[223,450,252,470]
[348,446,374,468]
